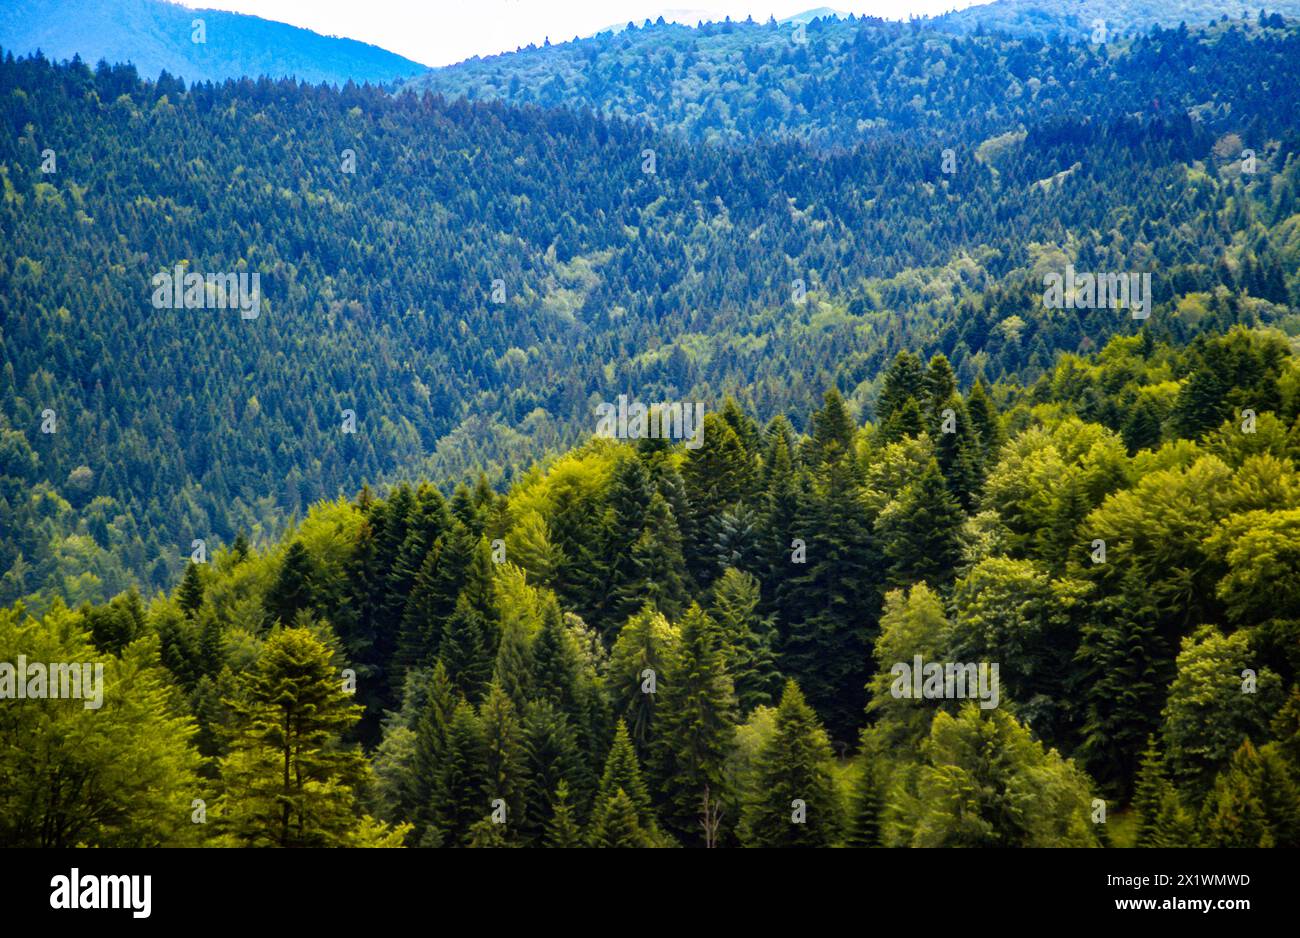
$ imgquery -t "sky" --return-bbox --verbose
[176,1,991,67]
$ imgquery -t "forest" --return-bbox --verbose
[4,327,1300,847]
[3,15,1300,608]
[3,4,1300,849]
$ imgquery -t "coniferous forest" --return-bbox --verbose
[3,2,1300,859]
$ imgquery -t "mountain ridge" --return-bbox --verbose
[0,0,426,85]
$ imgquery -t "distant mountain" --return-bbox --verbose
[0,0,426,85]
[405,9,1300,147]
[935,0,1300,38]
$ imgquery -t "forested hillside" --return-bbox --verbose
[936,0,1300,37]
[3,3,1300,853]
[6,328,1300,847]
[4,16,1300,607]
[406,9,1300,146]
[0,0,426,86]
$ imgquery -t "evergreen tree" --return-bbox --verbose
[1122,394,1164,453]
[544,781,584,847]
[808,388,857,465]
[607,605,680,759]
[709,567,782,712]
[177,561,205,618]
[654,603,738,844]
[588,788,652,848]
[521,700,588,840]
[1203,740,1300,848]
[612,491,688,622]
[740,680,839,848]
[880,458,964,589]
[965,378,1004,464]
[438,594,494,703]
[264,541,315,626]
[1076,575,1169,800]
[479,682,527,842]
[216,627,392,847]
[597,720,657,832]
[432,699,489,846]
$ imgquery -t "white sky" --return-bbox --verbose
[176,1,990,67]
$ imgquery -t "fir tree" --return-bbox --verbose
[438,594,494,703]
[544,781,584,847]
[881,458,964,589]
[740,680,838,847]
[588,788,651,848]
[177,561,205,618]
[654,603,737,844]
[264,540,314,626]
[216,627,383,847]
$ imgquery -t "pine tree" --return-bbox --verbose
[544,781,584,847]
[597,720,657,832]
[740,680,838,847]
[709,567,782,713]
[264,540,314,626]
[432,698,489,846]
[588,788,651,848]
[881,458,964,589]
[216,627,383,847]
[654,603,737,844]
[177,561,204,617]
[438,594,494,703]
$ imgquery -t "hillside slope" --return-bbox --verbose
[0,0,425,84]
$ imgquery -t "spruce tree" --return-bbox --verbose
[597,720,657,832]
[740,680,839,848]
[177,561,204,618]
[881,458,964,589]
[521,700,588,840]
[709,567,782,713]
[588,788,651,848]
[264,540,314,626]
[479,682,527,842]
[654,603,738,844]
[217,627,378,847]
[544,781,584,847]
[433,699,489,846]
[878,351,926,422]
[965,378,1004,464]
[438,594,494,703]
[844,754,883,847]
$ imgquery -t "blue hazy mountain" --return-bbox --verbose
[0,0,426,84]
